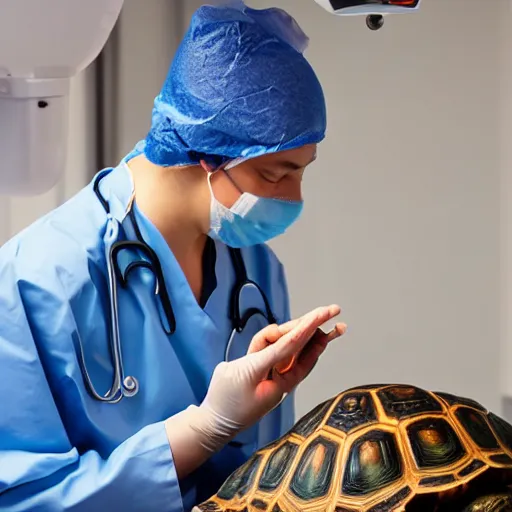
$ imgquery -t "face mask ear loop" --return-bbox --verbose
[200,159,218,199]
[206,171,216,200]
[200,158,244,196]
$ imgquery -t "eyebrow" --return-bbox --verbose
[278,154,317,171]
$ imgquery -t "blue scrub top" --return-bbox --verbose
[0,161,294,511]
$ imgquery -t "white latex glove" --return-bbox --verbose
[165,304,346,479]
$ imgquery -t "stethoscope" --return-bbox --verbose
[73,168,276,404]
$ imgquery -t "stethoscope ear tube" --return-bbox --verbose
[228,248,276,332]
[110,239,176,335]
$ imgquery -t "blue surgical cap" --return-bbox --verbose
[127,1,326,168]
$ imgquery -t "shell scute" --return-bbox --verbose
[488,412,512,453]
[341,429,403,496]
[406,417,466,470]
[458,459,486,478]
[377,385,443,420]
[434,391,487,412]
[217,453,262,501]
[418,475,455,487]
[326,391,378,434]
[454,407,500,450]
[366,486,412,512]
[288,436,338,501]
[291,398,334,438]
[258,441,299,492]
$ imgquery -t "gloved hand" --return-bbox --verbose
[165,304,346,478]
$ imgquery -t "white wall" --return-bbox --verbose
[501,0,512,418]
[0,65,97,244]
[1,0,507,421]
[114,0,183,161]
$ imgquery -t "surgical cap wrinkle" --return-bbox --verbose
[128,2,326,168]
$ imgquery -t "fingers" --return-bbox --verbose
[249,305,341,374]
[250,318,302,353]
[323,322,347,343]
[277,334,336,386]
[248,317,314,356]
[299,330,333,365]
[298,322,348,378]
[247,308,340,356]
[247,323,282,354]
[275,322,347,374]
[295,338,329,379]
[271,314,344,374]
[273,317,301,334]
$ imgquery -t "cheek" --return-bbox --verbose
[210,171,242,208]
[252,181,302,201]
[284,179,303,201]
[274,176,302,202]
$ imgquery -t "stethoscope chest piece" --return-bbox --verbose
[122,376,139,397]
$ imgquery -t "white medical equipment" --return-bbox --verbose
[0,0,420,196]
[314,0,421,30]
[0,0,124,195]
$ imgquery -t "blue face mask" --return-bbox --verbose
[207,171,303,248]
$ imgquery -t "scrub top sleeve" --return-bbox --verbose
[0,271,184,511]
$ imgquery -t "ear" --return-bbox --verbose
[200,158,233,174]
[199,159,216,173]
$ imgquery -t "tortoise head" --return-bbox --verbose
[462,492,512,512]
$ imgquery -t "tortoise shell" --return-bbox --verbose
[193,384,512,512]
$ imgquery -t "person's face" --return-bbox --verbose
[209,144,317,208]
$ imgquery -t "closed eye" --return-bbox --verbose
[258,169,284,183]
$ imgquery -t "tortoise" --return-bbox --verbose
[193,384,512,512]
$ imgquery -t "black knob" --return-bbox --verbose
[366,14,384,31]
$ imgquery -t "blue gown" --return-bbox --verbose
[0,161,294,511]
